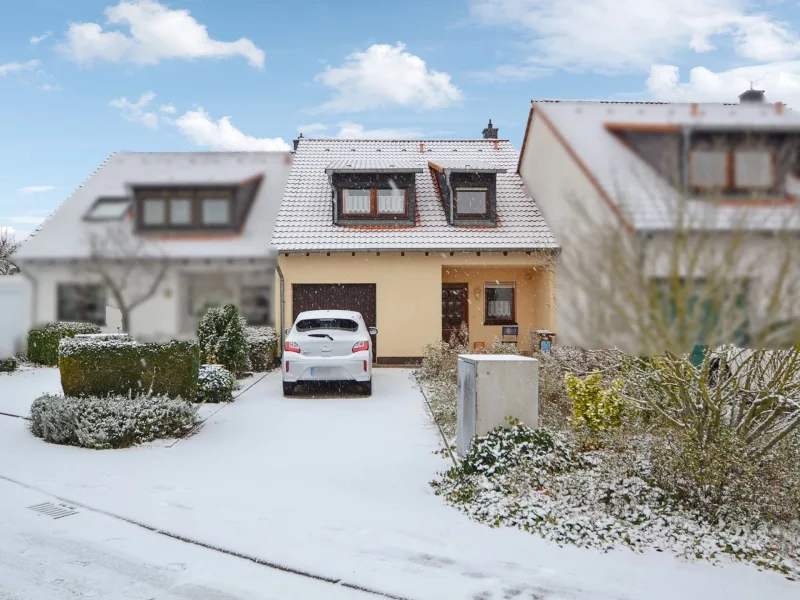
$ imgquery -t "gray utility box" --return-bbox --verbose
[456,354,540,458]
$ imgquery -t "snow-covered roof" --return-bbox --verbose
[527,100,800,231]
[14,152,294,261]
[325,159,423,173]
[272,138,557,252]
[428,159,507,173]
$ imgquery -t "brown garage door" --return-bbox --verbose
[292,284,377,361]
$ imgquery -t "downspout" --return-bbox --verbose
[276,261,285,347]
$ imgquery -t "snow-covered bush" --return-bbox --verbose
[197,364,235,403]
[0,356,17,372]
[432,422,800,578]
[29,393,198,449]
[27,322,101,366]
[197,305,248,375]
[59,336,200,400]
[564,372,626,434]
[246,326,279,372]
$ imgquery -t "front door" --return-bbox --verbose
[442,283,469,345]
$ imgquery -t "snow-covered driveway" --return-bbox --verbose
[0,368,796,600]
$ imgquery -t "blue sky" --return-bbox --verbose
[3,0,800,238]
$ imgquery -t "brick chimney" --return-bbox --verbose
[293,133,304,151]
[482,119,498,139]
[739,84,765,104]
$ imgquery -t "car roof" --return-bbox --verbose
[295,310,362,320]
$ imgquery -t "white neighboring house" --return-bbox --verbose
[517,90,800,352]
[12,151,293,347]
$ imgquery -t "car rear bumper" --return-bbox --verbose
[282,353,372,383]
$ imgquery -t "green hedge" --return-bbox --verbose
[246,326,279,372]
[0,357,18,372]
[27,322,101,366]
[59,337,200,400]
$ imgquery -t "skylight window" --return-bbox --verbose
[84,198,130,221]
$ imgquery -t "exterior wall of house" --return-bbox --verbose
[276,252,554,360]
[518,109,622,349]
[18,260,275,346]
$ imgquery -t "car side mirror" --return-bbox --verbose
[368,327,378,336]
[285,328,292,336]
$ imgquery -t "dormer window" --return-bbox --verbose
[326,161,421,226]
[455,188,488,216]
[734,150,774,188]
[690,148,777,192]
[132,175,262,233]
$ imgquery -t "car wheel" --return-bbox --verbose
[361,379,372,396]
[283,382,296,396]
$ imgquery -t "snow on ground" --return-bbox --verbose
[0,368,796,600]
[0,478,370,599]
[0,365,62,417]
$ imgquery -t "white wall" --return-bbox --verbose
[0,277,29,357]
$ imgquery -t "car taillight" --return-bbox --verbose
[284,341,301,353]
[352,340,369,353]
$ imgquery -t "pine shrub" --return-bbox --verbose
[197,305,249,375]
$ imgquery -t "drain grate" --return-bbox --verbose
[28,502,79,519]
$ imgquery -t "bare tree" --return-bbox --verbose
[79,225,170,333]
[0,228,20,275]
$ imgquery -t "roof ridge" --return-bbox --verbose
[300,138,512,142]
[532,99,740,106]
[16,151,119,249]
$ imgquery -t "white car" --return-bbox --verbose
[282,310,377,396]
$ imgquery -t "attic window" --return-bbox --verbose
[341,188,408,216]
[690,151,728,189]
[84,198,130,221]
[455,188,488,215]
[734,150,774,188]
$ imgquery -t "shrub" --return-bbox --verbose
[29,393,197,450]
[59,337,200,400]
[27,322,101,366]
[197,305,248,375]
[0,357,17,372]
[197,364,236,403]
[564,372,626,434]
[246,326,279,372]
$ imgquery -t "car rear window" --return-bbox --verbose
[295,318,359,332]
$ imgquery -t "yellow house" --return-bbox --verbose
[271,125,558,363]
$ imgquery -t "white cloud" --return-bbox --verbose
[40,83,60,92]
[30,32,52,45]
[109,91,160,129]
[297,123,327,134]
[315,43,463,112]
[334,122,424,139]
[470,0,800,76]
[58,0,265,68]
[159,103,176,114]
[0,226,31,241]
[646,61,800,107]
[17,185,55,194]
[175,108,291,151]
[0,59,40,76]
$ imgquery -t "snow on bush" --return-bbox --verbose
[29,393,198,450]
[27,321,101,366]
[197,364,236,403]
[197,305,249,375]
[0,356,17,373]
[432,421,800,578]
[246,326,279,372]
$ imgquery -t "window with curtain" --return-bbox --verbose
[57,284,106,325]
[485,283,515,324]
[377,188,405,214]
[690,151,728,188]
[342,189,371,214]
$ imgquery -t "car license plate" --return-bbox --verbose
[310,367,333,377]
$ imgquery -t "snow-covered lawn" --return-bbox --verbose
[0,365,62,417]
[0,367,796,599]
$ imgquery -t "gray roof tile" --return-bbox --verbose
[272,139,556,251]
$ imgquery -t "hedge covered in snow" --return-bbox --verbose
[0,356,18,372]
[246,326,279,372]
[197,364,236,403]
[59,336,200,400]
[29,393,198,449]
[432,421,800,578]
[27,322,101,366]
